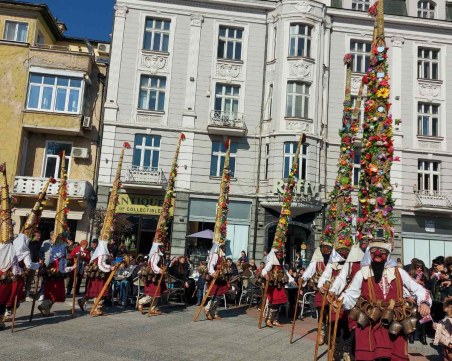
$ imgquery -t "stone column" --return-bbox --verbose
[182,15,203,128]
[104,5,128,122]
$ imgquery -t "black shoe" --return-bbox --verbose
[420,335,427,345]
[408,334,415,344]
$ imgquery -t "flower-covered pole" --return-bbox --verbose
[320,56,361,251]
[0,163,14,244]
[357,0,396,249]
[21,177,55,238]
[100,142,131,242]
[153,133,185,253]
[273,134,306,250]
[53,151,71,243]
[212,139,231,247]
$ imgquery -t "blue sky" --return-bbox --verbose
[26,0,115,41]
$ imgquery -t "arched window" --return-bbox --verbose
[418,1,435,18]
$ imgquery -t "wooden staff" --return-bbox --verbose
[71,254,80,319]
[257,278,269,329]
[313,291,328,361]
[327,299,333,353]
[329,298,343,361]
[11,295,18,333]
[29,272,40,322]
[289,279,304,343]
[193,272,219,322]
[147,270,165,316]
[90,264,119,316]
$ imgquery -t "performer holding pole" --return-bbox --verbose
[193,139,231,322]
[136,133,185,315]
[260,134,305,329]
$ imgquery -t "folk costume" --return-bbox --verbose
[137,241,167,315]
[0,163,20,330]
[261,248,294,327]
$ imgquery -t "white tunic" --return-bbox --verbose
[329,262,352,296]
[149,253,162,274]
[317,262,344,290]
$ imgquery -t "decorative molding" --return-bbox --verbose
[136,112,164,126]
[295,1,313,13]
[351,75,363,92]
[289,60,313,80]
[266,62,276,74]
[216,62,242,82]
[114,5,128,18]
[418,81,441,101]
[262,121,272,134]
[141,54,168,74]
[286,120,312,133]
[391,37,405,47]
[418,140,441,150]
[190,15,204,27]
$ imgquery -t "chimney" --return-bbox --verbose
[57,22,67,34]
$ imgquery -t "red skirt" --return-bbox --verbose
[144,281,167,298]
[44,278,66,303]
[7,278,25,307]
[314,291,324,308]
[267,285,288,305]
[85,278,110,299]
[0,282,12,305]
[355,323,408,361]
[207,280,229,297]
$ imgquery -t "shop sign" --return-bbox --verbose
[116,194,168,215]
[273,179,320,198]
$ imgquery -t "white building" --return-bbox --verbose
[99,0,452,266]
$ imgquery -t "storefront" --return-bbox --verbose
[402,214,452,267]
[187,197,253,263]
[115,192,167,255]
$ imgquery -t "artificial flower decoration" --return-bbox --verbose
[123,142,131,149]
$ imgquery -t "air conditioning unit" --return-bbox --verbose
[72,147,89,159]
[97,43,111,54]
[82,116,92,130]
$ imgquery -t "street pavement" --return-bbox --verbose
[0,299,442,361]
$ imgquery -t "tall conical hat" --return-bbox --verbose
[152,133,185,253]
[21,177,54,238]
[0,163,14,244]
[100,142,130,242]
[53,151,70,244]
[273,134,306,251]
[212,138,232,248]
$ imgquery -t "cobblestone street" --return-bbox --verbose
[0,300,439,361]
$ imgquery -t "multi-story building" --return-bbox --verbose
[0,1,110,242]
[101,0,452,266]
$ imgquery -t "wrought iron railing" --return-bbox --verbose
[209,110,246,129]
[414,190,452,208]
[124,166,167,185]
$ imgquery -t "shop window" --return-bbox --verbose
[418,160,440,192]
[3,20,28,42]
[210,141,237,177]
[143,17,170,52]
[43,141,72,178]
[217,26,243,61]
[132,134,160,170]
[283,142,307,179]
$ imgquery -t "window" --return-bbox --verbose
[418,1,435,18]
[36,31,45,45]
[418,48,439,80]
[350,41,371,73]
[351,95,365,127]
[283,142,308,180]
[138,75,166,111]
[43,142,71,178]
[210,141,237,177]
[27,74,83,113]
[286,81,310,118]
[132,134,160,170]
[418,103,439,137]
[353,149,361,187]
[418,160,440,192]
[217,26,243,61]
[215,83,240,117]
[3,21,28,42]
[264,143,270,180]
[143,18,170,52]
[264,84,273,120]
[352,0,370,11]
[289,24,312,58]
[272,25,277,60]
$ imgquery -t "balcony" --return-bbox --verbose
[414,190,452,213]
[123,166,167,189]
[13,176,93,199]
[22,111,83,135]
[207,110,247,136]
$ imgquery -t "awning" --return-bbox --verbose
[260,201,322,217]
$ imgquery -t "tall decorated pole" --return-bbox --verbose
[0,163,14,245]
[153,133,185,254]
[357,0,396,249]
[53,151,71,243]
[21,178,55,238]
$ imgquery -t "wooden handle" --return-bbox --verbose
[193,273,218,322]
[29,272,40,322]
[258,278,269,329]
[11,295,18,333]
[147,272,165,316]
[313,291,328,361]
[289,280,303,343]
[71,255,80,319]
[90,264,118,316]
[328,299,343,361]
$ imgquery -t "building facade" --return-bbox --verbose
[101,0,452,265]
[0,1,109,242]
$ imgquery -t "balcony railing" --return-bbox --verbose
[13,176,93,199]
[414,190,452,209]
[210,110,246,129]
[124,166,167,186]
